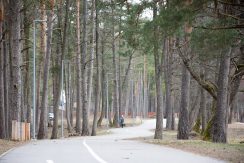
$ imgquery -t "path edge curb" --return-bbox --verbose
[0,148,16,159]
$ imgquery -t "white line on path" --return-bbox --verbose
[0,148,15,158]
[46,160,54,163]
[83,139,108,163]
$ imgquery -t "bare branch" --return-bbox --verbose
[193,24,244,30]
[217,11,240,20]
[218,0,244,7]
[177,47,218,100]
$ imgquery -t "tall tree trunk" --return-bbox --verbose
[143,55,148,118]
[9,0,22,123]
[35,68,42,133]
[189,88,200,130]
[23,1,31,124]
[112,2,119,127]
[122,53,133,89]
[51,0,69,139]
[229,0,244,108]
[239,103,244,123]
[97,35,105,126]
[109,90,113,126]
[228,98,236,124]
[200,80,207,133]
[118,5,123,119]
[51,43,60,139]
[8,31,13,139]
[118,57,122,118]
[65,63,72,132]
[3,23,9,138]
[177,0,192,139]
[91,0,100,136]
[81,0,90,136]
[36,0,46,132]
[212,48,231,143]
[164,38,173,130]
[171,93,175,130]
[75,0,82,134]
[177,64,190,140]
[70,62,76,127]
[0,12,4,138]
[38,4,54,139]
[121,53,133,118]
[87,0,95,117]
[153,1,163,139]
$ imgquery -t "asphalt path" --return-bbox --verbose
[0,119,225,163]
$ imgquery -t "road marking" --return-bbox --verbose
[0,148,15,158]
[46,160,54,163]
[83,139,108,163]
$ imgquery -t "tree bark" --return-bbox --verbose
[229,0,244,109]
[51,43,60,139]
[189,88,200,130]
[3,23,9,138]
[239,104,244,123]
[91,0,100,136]
[228,98,236,124]
[122,53,133,89]
[38,5,54,139]
[212,48,231,143]
[35,68,42,133]
[143,55,148,118]
[23,1,31,124]
[75,0,82,134]
[65,63,72,132]
[177,64,190,140]
[36,0,46,132]
[153,1,163,139]
[112,2,119,127]
[0,17,4,138]
[97,35,105,126]
[70,65,76,127]
[87,0,95,116]
[164,38,173,130]
[200,86,207,133]
[81,0,90,136]
[9,0,22,123]
[121,53,133,118]
[51,0,68,139]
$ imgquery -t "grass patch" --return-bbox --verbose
[143,123,244,163]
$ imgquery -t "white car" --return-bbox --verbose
[49,113,54,120]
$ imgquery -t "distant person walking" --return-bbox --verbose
[120,115,125,128]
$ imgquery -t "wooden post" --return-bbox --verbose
[20,122,25,141]
[25,123,30,140]
[11,121,30,141]
[11,120,17,140]
[17,121,21,141]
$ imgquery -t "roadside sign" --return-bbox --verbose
[59,90,66,110]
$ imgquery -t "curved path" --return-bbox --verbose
[0,119,225,163]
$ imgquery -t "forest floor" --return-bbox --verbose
[135,122,244,163]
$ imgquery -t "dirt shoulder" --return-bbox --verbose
[0,139,27,156]
[139,123,244,163]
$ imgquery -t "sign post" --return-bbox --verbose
[60,60,66,138]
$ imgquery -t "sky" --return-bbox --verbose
[129,0,153,20]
